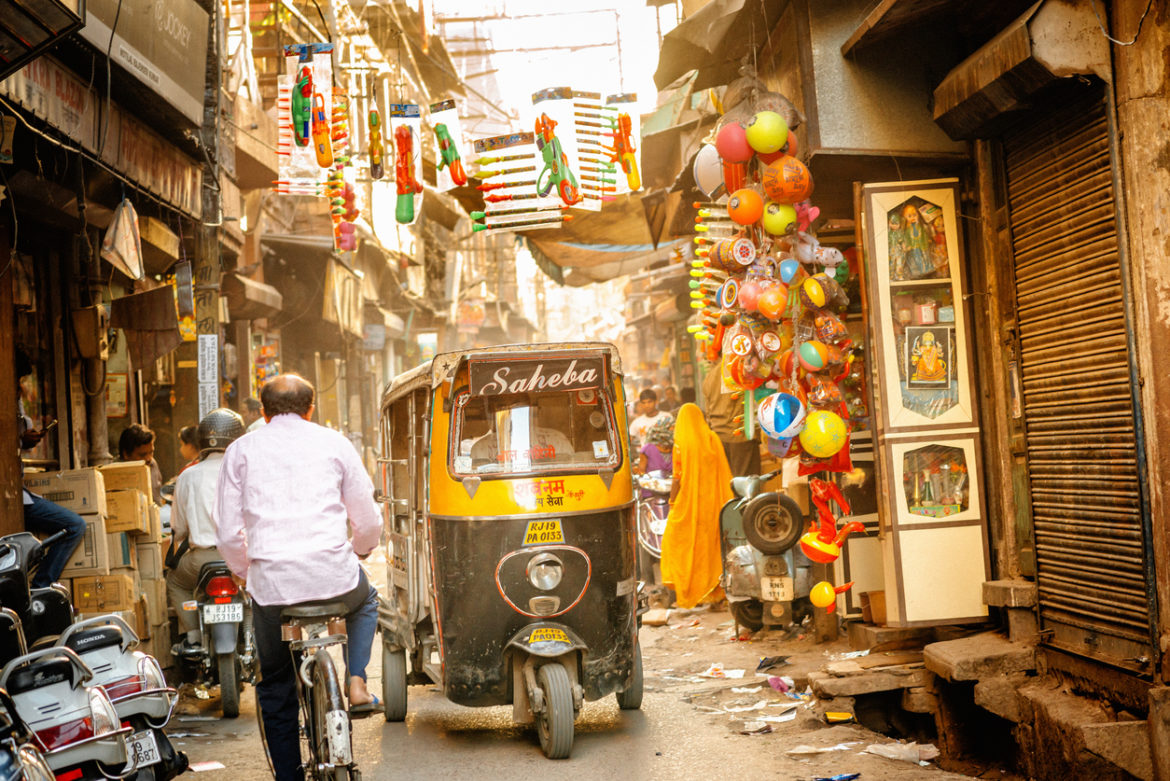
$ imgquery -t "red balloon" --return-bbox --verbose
[715,123,753,163]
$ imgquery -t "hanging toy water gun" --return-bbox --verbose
[368,110,384,180]
[606,112,640,191]
[433,123,467,186]
[330,88,350,165]
[311,93,333,168]
[395,124,421,223]
[292,66,312,147]
[535,113,581,206]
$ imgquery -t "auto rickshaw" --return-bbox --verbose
[376,343,641,758]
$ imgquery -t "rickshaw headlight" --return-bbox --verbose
[526,553,564,591]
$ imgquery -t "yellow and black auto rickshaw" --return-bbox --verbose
[376,343,640,758]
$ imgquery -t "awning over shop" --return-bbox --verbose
[841,0,1039,58]
[323,258,364,338]
[653,0,786,91]
[109,285,182,370]
[222,272,283,321]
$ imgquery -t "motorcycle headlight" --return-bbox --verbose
[526,553,564,591]
[17,744,54,781]
[88,688,119,736]
[136,653,167,690]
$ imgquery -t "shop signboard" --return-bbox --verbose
[0,56,97,149]
[80,0,209,125]
[469,356,604,396]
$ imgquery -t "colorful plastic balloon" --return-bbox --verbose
[762,201,797,236]
[798,340,829,373]
[715,122,753,163]
[801,276,827,309]
[809,581,836,609]
[727,188,764,225]
[758,131,798,165]
[757,283,789,321]
[779,258,801,284]
[745,111,789,155]
[737,279,762,312]
[799,409,847,458]
[757,392,804,440]
[762,156,814,204]
[693,144,723,197]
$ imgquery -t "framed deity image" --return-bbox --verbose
[904,326,954,390]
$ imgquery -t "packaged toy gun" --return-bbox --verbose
[369,110,384,180]
[607,112,640,191]
[311,93,333,168]
[434,123,467,186]
[395,124,421,223]
[292,66,312,147]
[535,113,581,206]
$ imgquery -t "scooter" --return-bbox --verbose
[174,562,255,719]
[0,642,135,779]
[719,468,810,632]
[0,531,76,649]
[634,470,672,586]
[0,684,55,781]
[57,617,187,780]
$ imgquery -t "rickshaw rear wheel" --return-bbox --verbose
[382,645,408,722]
[535,663,574,759]
[616,641,643,710]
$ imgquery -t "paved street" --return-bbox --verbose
[171,554,990,780]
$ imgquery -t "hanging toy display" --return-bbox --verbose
[394,124,421,223]
[809,580,854,613]
[291,66,312,147]
[434,124,467,186]
[310,93,333,168]
[535,113,582,206]
[368,109,384,180]
[799,477,865,563]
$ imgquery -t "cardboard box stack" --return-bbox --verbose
[23,462,174,665]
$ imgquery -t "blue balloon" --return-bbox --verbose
[779,258,800,284]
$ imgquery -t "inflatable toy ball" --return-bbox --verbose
[809,581,836,609]
[745,110,789,155]
[757,130,799,166]
[737,279,763,312]
[757,283,789,321]
[762,155,814,204]
[779,257,802,285]
[798,409,848,458]
[798,340,829,373]
[757,392,804,440]
[762,201,797,236]
[715,122,754,163]
[727,188,764,226]
[692,144,723,198]
[801,275,828,309]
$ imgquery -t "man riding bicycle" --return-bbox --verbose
[214,374,382,780]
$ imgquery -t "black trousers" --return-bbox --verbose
[252,570,376,781]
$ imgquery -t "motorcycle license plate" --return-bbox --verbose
[203,603,243,623]
[128,730,160,768]
[760,576,794,603]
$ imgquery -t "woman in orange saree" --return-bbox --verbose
[662,403,733,608]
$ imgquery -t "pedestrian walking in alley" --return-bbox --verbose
[629,388,673,449]
[662,403,732,609]
[214,374,383,781]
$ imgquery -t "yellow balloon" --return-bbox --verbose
[798,409,847,458]
[810,581,836,609]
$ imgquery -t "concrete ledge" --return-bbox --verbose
[973,674,1025,722]
[983,579,1037,608]
[808,667,934,697]
[1081,721,1152,781]
[847,621,934,652]
[924,631,1036,682]
[1017,682,1138,781]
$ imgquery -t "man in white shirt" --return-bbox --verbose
[628,388,674,449]
[241,397,266,432]
[215,374,382,781]
[166,408,246,656]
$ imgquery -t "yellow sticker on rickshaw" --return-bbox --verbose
[523,519,564,545]
[529,628,569,644]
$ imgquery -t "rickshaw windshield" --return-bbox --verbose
[451,389,620,477]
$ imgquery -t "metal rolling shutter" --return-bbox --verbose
[1004,92,1153,673]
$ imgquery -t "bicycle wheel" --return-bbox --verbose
[254,684,276,779]
[309,650,352,779]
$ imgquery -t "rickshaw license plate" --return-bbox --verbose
[523,519,564,545]
[128,730,160,767]
[529,628,569,644]
[760,576,794,602]
[203,603,243,623]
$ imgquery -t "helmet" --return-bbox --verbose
[197,408,246,455]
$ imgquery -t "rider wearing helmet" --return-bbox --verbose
[166,408,246,656]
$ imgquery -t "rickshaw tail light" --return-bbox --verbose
[528,596,561,616]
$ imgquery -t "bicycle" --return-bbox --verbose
[258,601,361,781]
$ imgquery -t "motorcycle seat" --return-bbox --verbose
[281,602,348,620]
[61,626,123,655]
[6,658,74,694]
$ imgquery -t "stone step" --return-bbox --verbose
[808,665,934,697]
[924,630,1036,682]
[846,620,934,652]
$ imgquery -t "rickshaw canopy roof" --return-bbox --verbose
[380,342,624,409]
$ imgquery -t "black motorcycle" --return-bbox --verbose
[0,531,75,652]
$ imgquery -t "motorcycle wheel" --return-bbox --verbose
[535,663,574,759]
[730,599,764,632]
[218,651,241,718]
[742,492,805,555]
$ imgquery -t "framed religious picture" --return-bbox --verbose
[904,326,954,390]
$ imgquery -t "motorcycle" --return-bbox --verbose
[0,686,54,781]
[719,468,811,632]
[634,470,672,586]
[57,617,187,780]
[0,531,76,649]
[174,561,255,718]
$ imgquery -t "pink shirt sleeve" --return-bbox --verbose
[339,444,382,557]
[213,445,250,580]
